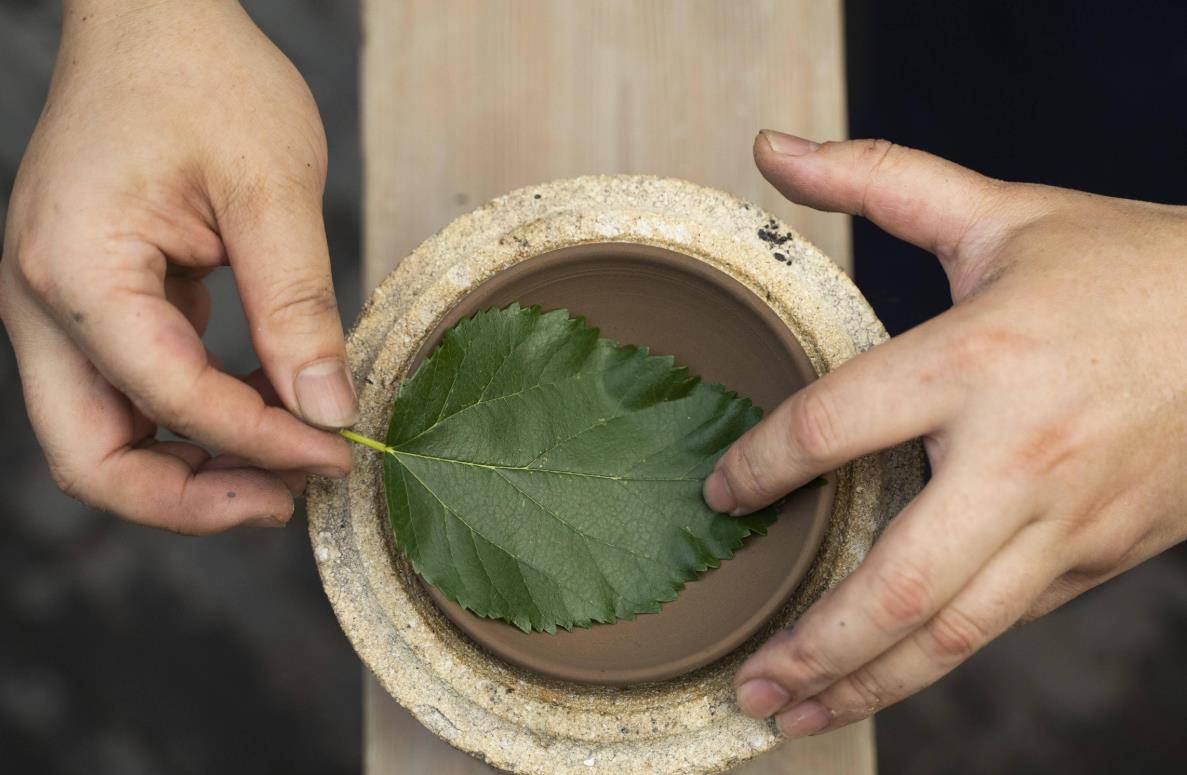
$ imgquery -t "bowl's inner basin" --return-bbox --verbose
[400,242,834,684]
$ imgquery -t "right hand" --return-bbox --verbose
[713,131,1187,736]
[0,0,355,534]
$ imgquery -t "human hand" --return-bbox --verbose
[0,0,355,534]
[708,131,1187,736]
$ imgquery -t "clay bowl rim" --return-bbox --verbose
[307,174,924,774]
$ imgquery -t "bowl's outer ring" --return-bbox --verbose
[308,175,925,774]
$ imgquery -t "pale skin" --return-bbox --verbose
[2,0,1185,736]
[709,130,1187,736]
[0,0,355,533]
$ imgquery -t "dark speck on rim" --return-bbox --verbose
[757,227,793,246]
[533,193,542,199]
[773,252,787,263]
[70,311,85,324]
[227,491,237,498]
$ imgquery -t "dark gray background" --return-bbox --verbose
[2,1,1184,773]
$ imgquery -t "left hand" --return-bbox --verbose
[707,130,1187,737]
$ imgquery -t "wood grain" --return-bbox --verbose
[363,0,851,288]
[361,1,867,772]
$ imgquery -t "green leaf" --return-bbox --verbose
[382,304,775,633]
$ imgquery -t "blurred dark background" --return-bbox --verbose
[1,1,1184,773]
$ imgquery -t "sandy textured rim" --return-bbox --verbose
[308,175,924,774]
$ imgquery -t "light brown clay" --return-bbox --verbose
[308,176,924,774]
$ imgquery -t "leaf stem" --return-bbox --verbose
[339,429,394,455]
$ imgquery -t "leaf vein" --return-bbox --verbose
[395,457,601,620]
[394,449,697,482]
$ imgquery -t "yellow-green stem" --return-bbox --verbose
[339,429,393,455]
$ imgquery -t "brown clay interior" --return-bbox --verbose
[403,243,835,685]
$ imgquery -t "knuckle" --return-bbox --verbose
[1073,530,1133,575]
[843,666,892,713]
[1087,542,1131,573]
[132,383,197,439]
[782,636,844,685]
[726,441,775,504]
[1011,422,1077,478]
[874,560,934,628]
[13,234,57,299]
[46,458,87,504]
[265,271,338,322]
[853,139,900,215]
[786,388,842,464]
[942,324,1029,377]
[856,138,897,166]
[925,605,990,661]
[220,169,272,221]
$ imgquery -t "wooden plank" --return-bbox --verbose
[732,718,876,775]
[361,2,864,772]
[364,683,484,775]
[363,0,850,289]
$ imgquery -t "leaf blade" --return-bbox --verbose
[384,304,775,632]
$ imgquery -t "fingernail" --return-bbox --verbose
[295,358,359,428]
[775,700,832,738]
[759,129,820,156]
[245,515,286,529]
[736,679,791,719]
[703,470,737,514]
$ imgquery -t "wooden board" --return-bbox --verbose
[363,0,851,287]
[361,1,868,772]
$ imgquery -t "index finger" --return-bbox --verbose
[703,317,956,516]
[41,255,350,476]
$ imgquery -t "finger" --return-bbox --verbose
[219,182,357,429]
[164,275,212,335]
[33,240,349,476]
[752,132,1040,267]
[775,524,1067,737]
[145,441,305,496]
[100,446,295,532]
[145,441,306,495]
[704,316,957,516]
[6,295,296,532]
[1025,507,1187,620]
[733,464,1028,717]
[147,439,212,468]
[241,366,283,407]
[202,452,307,496]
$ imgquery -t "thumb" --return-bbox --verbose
[754,131,1022,269]
[221,187,358,429]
